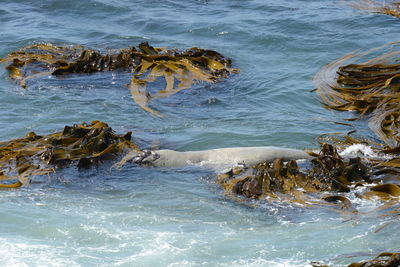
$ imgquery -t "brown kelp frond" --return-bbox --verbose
[128,44,239,117]
[310,42,400,214]
[218,144,368,198]
[346,0,400,18]
[314,42,400,148]
[0,42,238,116]
[312,251,400,267]
[218,143,400,214]
[345,252,400,267]
[0,121,141,188]
[0,43,86,87]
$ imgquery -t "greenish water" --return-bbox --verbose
[0,1,399,266]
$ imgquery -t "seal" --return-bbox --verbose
[133,146,313,171]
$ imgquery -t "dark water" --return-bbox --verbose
[0,1,399,266]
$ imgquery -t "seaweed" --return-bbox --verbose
[217,143,379,211]
[314,41,400,148]
[0,121,140,188]
[0,42,238,117]
[346,0,400,18]
[312,252,400,267]
[217,140,400,216]
[347,252,400,267]
[285,41,400,213]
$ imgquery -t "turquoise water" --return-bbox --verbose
[1,1,399,266]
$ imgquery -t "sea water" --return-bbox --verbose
[0,0,399,266]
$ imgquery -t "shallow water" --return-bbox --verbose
[1,0,399,266]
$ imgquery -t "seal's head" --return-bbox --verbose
[133,150,160,166]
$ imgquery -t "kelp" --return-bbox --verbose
[0,121,140,188]
[0,42,238,117]
[316,133,400,184]
[264,41,400,213]
[312,252,400,267]
[346,252,400,267]
[217,143,400,213]
[313,39,400,201]
[346,0,400,18]
[314,41,400,148]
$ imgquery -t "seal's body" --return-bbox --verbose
[139,146,312,170]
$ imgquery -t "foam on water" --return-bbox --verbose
[1,0,400,266]
[339,144,392,160]
[340,144,376,157]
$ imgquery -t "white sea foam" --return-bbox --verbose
[0,238,79,267]
[339,144,395,161]
[339,144,378,158]
[216,257,314,267]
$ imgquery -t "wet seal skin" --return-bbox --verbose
[0,42,238,117]
[3,120,400,220]
[136,146,313,169]
[210,42,400,213]
[217,142,400,215]
[0,41,399,267]
[217,144,365,202]
[0,121,312,188]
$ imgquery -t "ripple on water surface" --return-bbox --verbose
[1,0,400,266]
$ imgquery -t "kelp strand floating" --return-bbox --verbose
[215,40,400,214]
[219,41,400,213]
[314,41,400,148]
[347,0,400,18]
[0,42,238,117]
[346,252,400,267]
[312,251,400,267]
[217,143,400,213]
[0,121,140,188]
